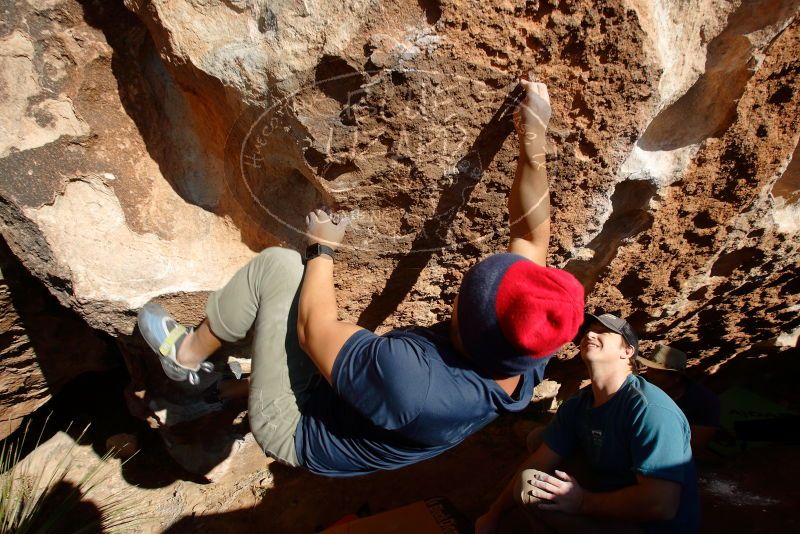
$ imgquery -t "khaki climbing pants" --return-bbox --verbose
[205,247,319,467]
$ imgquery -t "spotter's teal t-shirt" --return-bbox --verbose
[543,374,700,533]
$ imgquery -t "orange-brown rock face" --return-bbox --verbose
[1,0,799,431]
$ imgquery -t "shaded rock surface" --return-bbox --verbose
[0,236,114,440]
[11,430,271,531]
[9,401,799,533]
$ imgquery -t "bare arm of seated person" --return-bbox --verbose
[476,445,681,534]
[531,470,682,522]
[296,210,363,384]
[475,442,562,533]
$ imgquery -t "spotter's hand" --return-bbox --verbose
[519,469,585,514]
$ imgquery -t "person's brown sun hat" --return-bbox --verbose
[636,344,687,373]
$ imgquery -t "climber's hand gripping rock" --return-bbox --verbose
[305,209,350,250]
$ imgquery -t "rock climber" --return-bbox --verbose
[476,313,700,533]
[137,78,585,476]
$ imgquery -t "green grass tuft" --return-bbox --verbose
[0,417,145,534]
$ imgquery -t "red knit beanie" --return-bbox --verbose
[457,253,585,377]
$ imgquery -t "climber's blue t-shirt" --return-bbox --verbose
[543,374,700,533]
[294,322,548,477]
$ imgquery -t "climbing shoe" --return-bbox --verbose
[137,301,214,385]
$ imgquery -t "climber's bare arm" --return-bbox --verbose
[508,80,552,267]
[297,210,362,384]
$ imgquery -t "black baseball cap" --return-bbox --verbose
[584,313,639,356]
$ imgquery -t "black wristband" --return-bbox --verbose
[303,243,335,263]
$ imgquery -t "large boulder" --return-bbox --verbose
[120,0,800,362]
[1,0,799,439]
[0,0,256,336]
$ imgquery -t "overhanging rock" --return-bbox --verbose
[1,0,798,433]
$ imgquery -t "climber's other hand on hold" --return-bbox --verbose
[305,208,350,250]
